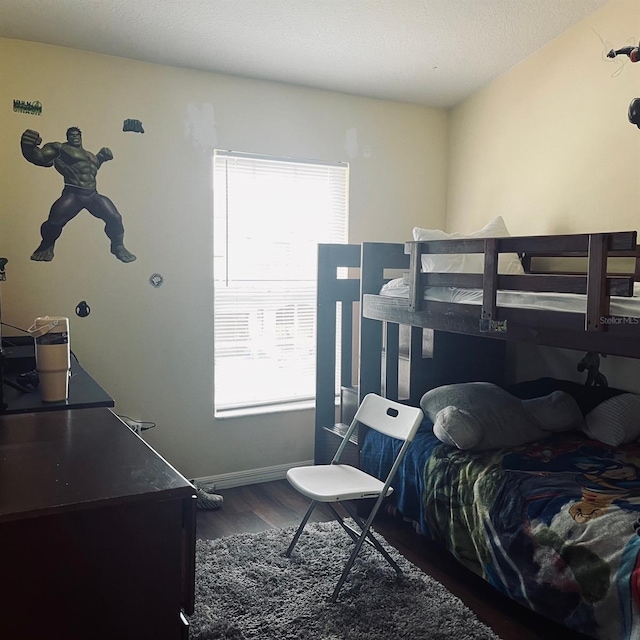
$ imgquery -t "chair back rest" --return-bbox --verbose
[355,393,423,442]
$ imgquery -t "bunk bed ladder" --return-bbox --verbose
[315,244,361,465]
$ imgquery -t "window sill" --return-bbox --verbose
[215,399,315,420]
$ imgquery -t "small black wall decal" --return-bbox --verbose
[123,119,144,133]
[607,41,640,129]
[149,273,164,288]
[75,301,91,318]
[14,100,42,116]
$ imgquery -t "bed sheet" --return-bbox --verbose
[379,279,640,318]
[362,425,640,639]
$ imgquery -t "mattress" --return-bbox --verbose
[380,279,640,318]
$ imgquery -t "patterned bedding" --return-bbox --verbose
[361,425,640,640]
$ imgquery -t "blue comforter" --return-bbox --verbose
[362,423,640,640]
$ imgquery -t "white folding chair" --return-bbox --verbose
[284,393,424,602]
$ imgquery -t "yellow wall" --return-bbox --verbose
[448,0,640,389]
[0,38,448,478]
[449,0,639,237]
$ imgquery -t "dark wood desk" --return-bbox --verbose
[0,408,196,640]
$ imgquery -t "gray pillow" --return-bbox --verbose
[421,382,583,451]
[582,393,640,446]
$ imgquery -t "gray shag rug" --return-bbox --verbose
[189,520,502,640]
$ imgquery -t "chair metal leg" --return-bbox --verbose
[284,499,317,557]
[343,502,401,574]
[329,495,392,602]
[330,524,370,602]
[327,503,361,544]
[328,503,398,572]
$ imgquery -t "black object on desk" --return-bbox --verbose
[1,337,114,414]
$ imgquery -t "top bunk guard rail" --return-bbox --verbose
[520,244,640,280]
[405,230,637,256]
[360,232,640,359]
[405,231,638,333]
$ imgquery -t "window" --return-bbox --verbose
[213,150,349,413]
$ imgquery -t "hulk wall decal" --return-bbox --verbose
[20,127,136,263]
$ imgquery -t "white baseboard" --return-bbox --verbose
[193,460,314,490]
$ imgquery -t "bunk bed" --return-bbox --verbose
[315,230,640,640]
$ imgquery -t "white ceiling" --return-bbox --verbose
[0,0,611,108]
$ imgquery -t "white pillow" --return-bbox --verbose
[412,216,525,275]
[582,393,640,446]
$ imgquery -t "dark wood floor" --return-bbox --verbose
[196,480,591,640]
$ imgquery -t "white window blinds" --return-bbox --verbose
[213,150,349,412]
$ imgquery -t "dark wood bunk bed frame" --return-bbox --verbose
[315,230,640,464]
[314,230,640,640]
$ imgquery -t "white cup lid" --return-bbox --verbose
[28,316,69,337]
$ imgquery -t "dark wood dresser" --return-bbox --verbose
[0,408,196,640]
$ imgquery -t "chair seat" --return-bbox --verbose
[286,464,394,502]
